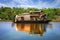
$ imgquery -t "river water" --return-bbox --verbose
[0,22,60,40]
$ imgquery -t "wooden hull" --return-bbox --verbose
[14,20,51,23]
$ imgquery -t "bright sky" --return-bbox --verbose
[0,0,60,8]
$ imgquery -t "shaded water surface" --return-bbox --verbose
[0,22,60,40]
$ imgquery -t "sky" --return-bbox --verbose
[0,0,60,8]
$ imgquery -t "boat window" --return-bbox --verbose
[21,17,24,21]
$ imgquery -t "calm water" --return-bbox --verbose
[0,22,60,40]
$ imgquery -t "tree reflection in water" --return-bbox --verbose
[12,23,52,36]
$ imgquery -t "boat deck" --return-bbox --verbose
[14,20,51,23]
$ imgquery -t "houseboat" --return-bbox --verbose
[14,11,51,23]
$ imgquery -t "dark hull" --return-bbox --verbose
[14,20,51,23]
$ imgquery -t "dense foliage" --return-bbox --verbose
[0,7,60,21]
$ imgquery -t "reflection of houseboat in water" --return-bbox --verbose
[15,23,48,36]
[14,11,51,23]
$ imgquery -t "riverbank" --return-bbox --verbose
[0,16,60,22]
[0,20,13,22]
[51,16,60,22]
[0,19,60,22]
